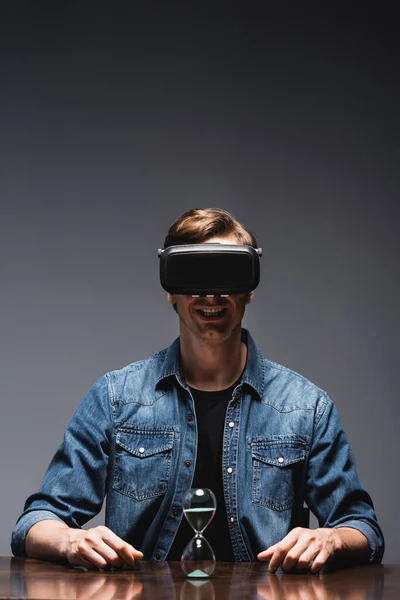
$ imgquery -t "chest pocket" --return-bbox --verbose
[114,427,175,501]
[250,435,308,511]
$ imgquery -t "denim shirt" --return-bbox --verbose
[11,329,384,562]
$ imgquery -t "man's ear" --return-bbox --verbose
[246,291,254,305]
[167,293,177,305]
[167,293,179,314]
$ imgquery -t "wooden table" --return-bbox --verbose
[0,557,398,599]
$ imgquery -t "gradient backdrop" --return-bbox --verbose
[1,3,399,560]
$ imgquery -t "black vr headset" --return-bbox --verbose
[158,244,262,296]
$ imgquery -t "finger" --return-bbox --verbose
[259,529,308,570]
[269,531,308,572]
[257,544,277,561]
[292,543,324,571]
[73,532,124,569]
[106,537,143,565]
[71,547,110,570]
[267,542,298,573]
[99,527,143,565]
[309,548,331,574]
[94,540,126,567]
[281,539,314,572]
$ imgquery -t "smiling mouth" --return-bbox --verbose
[196,307,228,319]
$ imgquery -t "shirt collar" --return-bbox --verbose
[157,336,185,388]
[241,328,264,399]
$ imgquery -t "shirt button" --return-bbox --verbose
[228,421,235,428]
[172,508,180,517]
[278,457,284,464]
[155,552,161,560]
[185,460,192,468]
[188,415,194,422]
[227,467,233,474]
[138,447,145,454]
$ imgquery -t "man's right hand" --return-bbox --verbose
[61,525,143,569]
[26,520,143,569]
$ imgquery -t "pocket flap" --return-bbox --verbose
[251,435,307,467]
[116,429,175,458]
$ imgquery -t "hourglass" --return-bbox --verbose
[181,488,217,578]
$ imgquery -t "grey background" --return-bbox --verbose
[1,3,399,560]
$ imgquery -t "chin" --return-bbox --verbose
[200,328,235,343]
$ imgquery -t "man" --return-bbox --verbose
[12,208,384,572]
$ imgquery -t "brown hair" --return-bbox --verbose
[163,208,258,249]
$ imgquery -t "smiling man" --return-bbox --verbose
[166,233,251,390]
[12,208,384,572]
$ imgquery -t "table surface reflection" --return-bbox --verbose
[0,557,397,600]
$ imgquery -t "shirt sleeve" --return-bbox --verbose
[11,374,113,557]
[305,394,384,564]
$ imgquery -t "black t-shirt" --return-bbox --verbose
[167,380,239,561]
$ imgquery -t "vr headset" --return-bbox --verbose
[158,244,262,296]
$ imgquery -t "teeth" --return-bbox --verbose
[198,308,225,316]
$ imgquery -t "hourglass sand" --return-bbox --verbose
[180,488,217,578]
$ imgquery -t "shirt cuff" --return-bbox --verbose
[11,510,67,557]
[334,519,383,563]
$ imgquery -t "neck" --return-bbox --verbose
[180,326,247,391]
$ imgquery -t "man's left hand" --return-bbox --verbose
[257,527,341,573]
